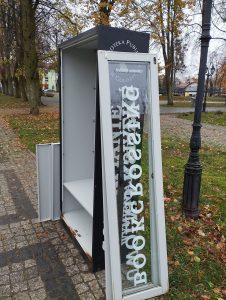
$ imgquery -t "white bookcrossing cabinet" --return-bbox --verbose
[59,26,150,271]
[37,26,168,299]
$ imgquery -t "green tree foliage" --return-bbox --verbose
[119,0,195,105]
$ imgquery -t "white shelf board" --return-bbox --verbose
[64,179,94,216]
[63,210,92,257]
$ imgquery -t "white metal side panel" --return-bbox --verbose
[52,143,61,220]
[37,143,61,222]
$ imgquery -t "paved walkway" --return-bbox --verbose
[0,104,225,300]
[0,108,105,300]
[160,105,226,114]
[161,115,226,150]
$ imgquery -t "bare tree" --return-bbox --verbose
[20,0,41,114]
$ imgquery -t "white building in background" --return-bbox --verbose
[185,83,198,97]
[42,70,58,91]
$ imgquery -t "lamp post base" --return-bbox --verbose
[183,162,202,219]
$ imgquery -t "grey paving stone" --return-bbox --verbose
[65,264,79,276]
[0,284,11,297]
[81,273,96,282]
[30,288,47,300]
[88,280,100,291]
[75,283,89,295]
[94,289,105,300]
[25,266,38,279]
[0,274,10,285]
[13,291,30,300]
[79,292,96,300]
[11,262,23,272]
[77,262,89,272]
[10,271,25,284]
[71,274,83,285]
[24,259,36,269]
[0,266,10,276]
[28,277,44,290]
[12,281,28,293]
[70,248,80,257]
[62,257,74,267]
[50,238,61,245]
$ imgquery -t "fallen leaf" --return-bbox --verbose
[194,256,201,263]
[216,242,224,250]
[174,260,180,267]
[198,229,206,237]
[183,239,193,246]
[177,226,183,233]
[201,295,210,300]
[213,288,220,294]
[187,250,194,256]
[164,197,171,202]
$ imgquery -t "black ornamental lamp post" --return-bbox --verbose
[182,0,213,218]
[202,64,215,112]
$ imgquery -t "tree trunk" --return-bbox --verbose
[19,75,28,101]
[13,77,21,98]
[1,80,6,94]
[7,76,14,96]
[165,68,173,105]
[20,0,40,115]
[27,79,40,114]
[3,78,9,95]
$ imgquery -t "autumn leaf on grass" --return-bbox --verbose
[177,226,183,233]
[201,295,210,300]
[213,288,221,295]
[174,260,180,267]
[193,256,201,263]
[198,229,206,237]
[216,241,225,250]
[183,239,193,246]
[169,214,181,222]
[164,197,171,203]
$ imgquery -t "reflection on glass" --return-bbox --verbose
[109,62,154,295]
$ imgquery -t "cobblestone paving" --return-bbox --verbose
[0,109,105,300]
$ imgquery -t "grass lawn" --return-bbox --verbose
[4,108,225,299]
[177,112,226,127]
[161,137,225,300]
[6,112,60,153]
[0,93,30,108]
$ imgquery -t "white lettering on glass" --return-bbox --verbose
[119,85,147,287]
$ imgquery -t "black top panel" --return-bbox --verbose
[59,26,150,53]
